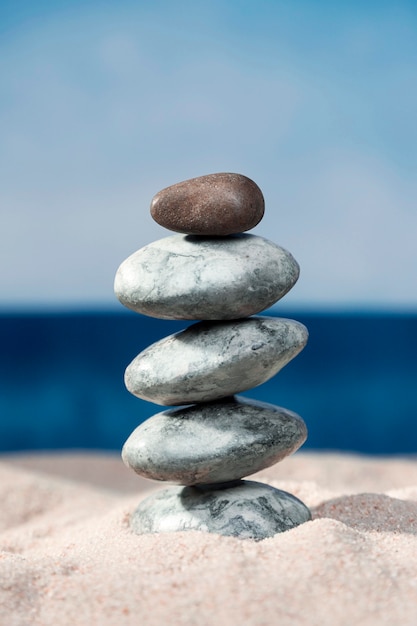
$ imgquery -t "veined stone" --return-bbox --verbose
[124,317,308,405]
[114,234,299,320]
[150,172,264,235]
[122,396,307,485]
[130,480,311,540]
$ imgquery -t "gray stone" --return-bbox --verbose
[124,317,308,405]
[150,172,265,235]
[114,233,299,320]
[122,396,307,485]
[130,480,311,540]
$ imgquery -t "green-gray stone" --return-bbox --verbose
[124,317,308,405]
[114,233,299,320]
[130,480,311,541]
[122,397,307,485]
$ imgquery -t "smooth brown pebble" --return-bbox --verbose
[150,172,265,235]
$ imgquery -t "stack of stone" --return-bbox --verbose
[114,173,311,541]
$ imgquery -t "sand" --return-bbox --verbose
[1,451,417,626]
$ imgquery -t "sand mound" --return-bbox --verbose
[1,451,417,626]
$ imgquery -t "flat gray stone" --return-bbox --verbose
[130,480,311,540]
[150,172,265,235]
[114,233,299,320]
[122,396,307,484]
[124,317,308,405]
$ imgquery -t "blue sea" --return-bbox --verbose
[1,310,416,455]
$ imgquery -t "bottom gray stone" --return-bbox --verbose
[130,480,311,541]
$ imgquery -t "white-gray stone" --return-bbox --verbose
[125,317,308,405]
[114,233,299,320]
[130,480,311,540]
[122,397,307,485]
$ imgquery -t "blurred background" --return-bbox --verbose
[1,0,416,455]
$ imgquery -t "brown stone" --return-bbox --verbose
[150,172,265,235]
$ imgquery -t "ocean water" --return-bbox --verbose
[0,310,416,455]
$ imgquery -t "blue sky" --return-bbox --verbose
[1,0,417,310]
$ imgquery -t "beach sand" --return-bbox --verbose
[1,451,417,625]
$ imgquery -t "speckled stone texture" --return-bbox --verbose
[114,233,299,320]
[130,480,311,540]
[150,172,265,235]
[124,317,308,405]
[122,396,307,485]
